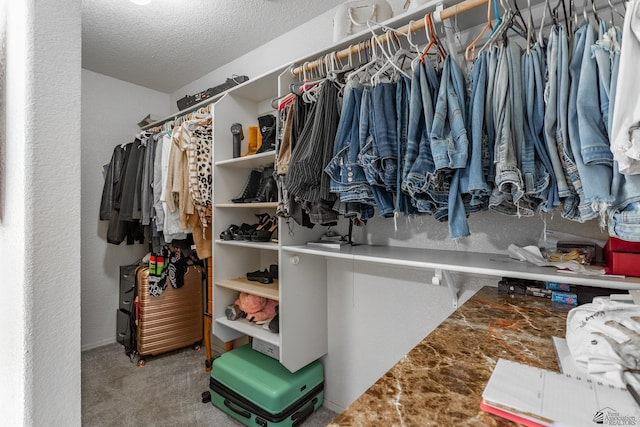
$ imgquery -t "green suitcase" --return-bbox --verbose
[209,344,324,427]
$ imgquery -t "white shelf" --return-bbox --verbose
[215,151,275,168]
[216,277,279,300]
[215,239,279,251]
[215,202,278,209]
[282,244,640,291]
[215,316,280,347]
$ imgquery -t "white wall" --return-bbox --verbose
[81,69,170,350]
[0,0,82,425]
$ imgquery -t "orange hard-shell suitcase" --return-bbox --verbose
[134,265,203,365]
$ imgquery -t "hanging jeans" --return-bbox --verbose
[358,86,395,217]
[431,55,470,238]
[325,80,376,220]
[523,43,555,211]
[570,21,614,223]
[489,42,527,216]
[395,75,415,215]
[593,20,620,138]
[460,50,491,210]
[543,26,571,200]
[404,59,448,218]
[553,23,582,221]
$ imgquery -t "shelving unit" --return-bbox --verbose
[210,66,330,373]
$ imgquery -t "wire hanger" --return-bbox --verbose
[420,13,446,64]
[465,0,494,61]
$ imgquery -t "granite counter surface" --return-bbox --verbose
[328,286,568,427]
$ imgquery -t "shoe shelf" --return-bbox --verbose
[216,277,279,300]
[215,202,278,209]
[215,151,275,168]
[215,239,279,251]
[215,316,279,346]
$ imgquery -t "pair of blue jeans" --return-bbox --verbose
[489,41,527,216]
[325,79,376,221]
[522,43,555,211]
[460,50,492,211]
[431,55,471,238]
[569,22,613,222]
[543,26,571,201]
[358,86,395,217]
[403,59,447,216]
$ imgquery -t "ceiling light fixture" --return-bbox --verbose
[130,0,152,5]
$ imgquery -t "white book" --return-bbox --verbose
[481,358,640,427]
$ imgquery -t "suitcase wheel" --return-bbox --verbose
[201,391,211,404]
[204,358,213,369]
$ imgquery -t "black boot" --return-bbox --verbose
[255,114,276,154]
[248,167,277,203]
[232,169,262,203]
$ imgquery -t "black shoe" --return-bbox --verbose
[247,167,277,203]
[246,269,273,284]
[232,169,262,203]
[255,114,276,153]
[269,264,278,280]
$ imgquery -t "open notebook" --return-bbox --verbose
[481,358,640,427]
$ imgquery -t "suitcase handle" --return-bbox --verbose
[292,397,317,427]
[223,399,251,419]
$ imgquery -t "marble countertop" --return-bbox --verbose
[328,286,568,427]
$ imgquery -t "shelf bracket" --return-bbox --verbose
[432,269,459,308]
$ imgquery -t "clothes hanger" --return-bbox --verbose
[537,0,550,46]
[419,13,446,64]
[364,20,411,83]
[465,0,494,61]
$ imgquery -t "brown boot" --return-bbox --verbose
[242,126,262,157]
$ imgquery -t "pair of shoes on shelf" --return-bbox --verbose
[246,264,278,284]
[240,114,276,157]
[231,166,277,203]
[220,224,239,240]
[251,216,278,242]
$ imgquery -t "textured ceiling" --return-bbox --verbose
[81,0,346,93]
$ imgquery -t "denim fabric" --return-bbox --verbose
[489,42,527,216]
[557,23,582,220]
[570,22,614,222]
[325,80,377,214]
[578,22,613,166]
[608,26,622,138]
[404,59,448,216]
[460,51,491,210]
[609,162,640,241]
[395,75,415,215]
[543,26,571,199]
[523,43,555,211]
[358,87,395,217]
[484,47,499,182]
[593,21,621,138]
[431,55,469,171]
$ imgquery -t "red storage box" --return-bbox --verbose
[604,237,640,277]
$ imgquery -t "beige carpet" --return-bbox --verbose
[81,343,337,427]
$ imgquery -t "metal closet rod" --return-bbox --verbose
[291,0,489,76]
